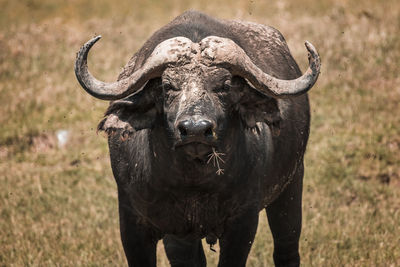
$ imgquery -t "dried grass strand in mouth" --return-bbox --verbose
[207,147,225,175]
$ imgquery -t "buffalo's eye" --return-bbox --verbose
[163,82,179,91]
[214,79,231,92]
[224,80,232,90]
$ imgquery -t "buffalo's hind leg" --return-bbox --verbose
[163,235,206,267]
[266,164,304,267]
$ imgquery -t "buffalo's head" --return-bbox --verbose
[75,36,320,163]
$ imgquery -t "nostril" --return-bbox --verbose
[178,125,188,137]
[198,120,214,138]
[204,127,213,137]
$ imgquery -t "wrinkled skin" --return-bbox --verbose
[92,11,314,267]
[162,65,229,159]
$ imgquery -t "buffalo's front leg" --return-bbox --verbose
[266,164,304,267]
[218,205,259,267]
[118,189,158,267]
[163,235,206,267]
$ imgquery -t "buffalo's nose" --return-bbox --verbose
[178,119,214,138]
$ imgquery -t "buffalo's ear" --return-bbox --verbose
[97,79,161,138]
[234,79,281,136]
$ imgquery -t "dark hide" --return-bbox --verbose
[97,11,311,267]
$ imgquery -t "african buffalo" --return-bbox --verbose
[75,11,320,267]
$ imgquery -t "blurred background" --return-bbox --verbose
[0,0,399,266]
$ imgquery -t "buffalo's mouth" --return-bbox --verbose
[175,141,214,162]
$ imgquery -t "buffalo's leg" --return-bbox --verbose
[118,189,158,267]
[266,164,304,267]
[217,205,259,267]
[163,235,206,267]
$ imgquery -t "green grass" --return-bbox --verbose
[1,0,399,266]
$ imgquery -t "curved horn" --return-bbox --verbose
[75,36,195,100]
[200,37,321,98]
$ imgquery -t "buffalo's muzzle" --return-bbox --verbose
[177,119,215,140]
[175,117,216,159]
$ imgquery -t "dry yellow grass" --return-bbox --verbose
[1,0,399,266]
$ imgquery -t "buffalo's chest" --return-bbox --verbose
[137,193,230,238]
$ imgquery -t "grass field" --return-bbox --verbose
[1,0,399,266]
